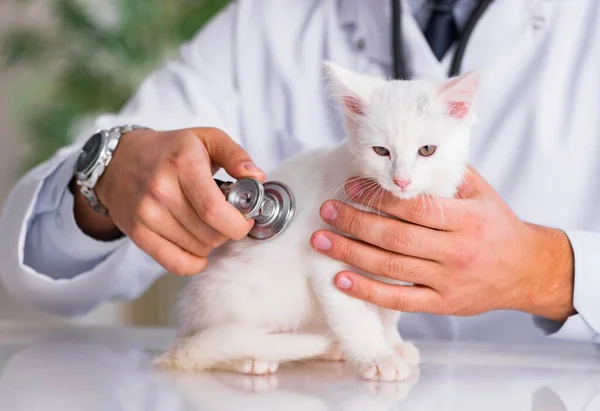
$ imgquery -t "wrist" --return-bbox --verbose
[70,178,123,241]
[523,224,576,323]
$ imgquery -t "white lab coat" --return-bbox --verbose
[0,0,599,344]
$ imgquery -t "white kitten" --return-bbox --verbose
[156,62,479,381]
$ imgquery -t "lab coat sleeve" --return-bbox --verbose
[0,2,243,316]
[534,230,600,344]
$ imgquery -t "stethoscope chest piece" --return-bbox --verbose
[217,177,295,240]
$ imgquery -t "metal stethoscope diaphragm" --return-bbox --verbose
[215,177,295,240]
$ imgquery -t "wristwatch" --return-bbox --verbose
[74,125,149,216]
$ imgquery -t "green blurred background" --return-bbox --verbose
[0,0,230,327]
[3,0,230,171]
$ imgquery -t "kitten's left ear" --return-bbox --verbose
[324,61,384,117]
[437,71,480,119]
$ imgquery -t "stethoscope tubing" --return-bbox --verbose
[391,0,496,80]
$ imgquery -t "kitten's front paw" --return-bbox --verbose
[215,359,279,376]
[393,342,420,366]
[358,354,410,382]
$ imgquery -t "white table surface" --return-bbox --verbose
[0,325,598,411]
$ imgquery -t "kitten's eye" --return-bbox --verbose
[418,145,437,157]
[373,146,390,157]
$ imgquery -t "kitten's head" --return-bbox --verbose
[325,61,479,199]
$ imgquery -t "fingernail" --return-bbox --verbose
[321,203,338,221]
[243,162,262,172]
[312,234,332,251]
[336,275,353,290]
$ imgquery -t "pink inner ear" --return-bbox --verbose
[438,71,479,120]
[448,101,470,119]
[343,96,365,116]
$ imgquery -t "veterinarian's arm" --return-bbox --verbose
[532,230,600,342]
[0,2,255,316]
[311,168,600,343]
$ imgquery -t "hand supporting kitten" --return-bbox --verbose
[313,166,576,324]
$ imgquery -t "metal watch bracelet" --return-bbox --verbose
[76,125,149,216]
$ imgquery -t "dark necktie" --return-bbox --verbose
[423,0,459,61]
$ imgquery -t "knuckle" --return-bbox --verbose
[182,128,200,141]
[340,243,357,265]
[146,173,171,202]
[361,284,374,302]
[390,295,409,311]
[380,256,402,278]
[343,208,363,234]
[386,224,409,249]
[169,153,189,172]
[203,126,223,138]
[200,198,220,222]
[135,197,160,225]
[452,248,475,269]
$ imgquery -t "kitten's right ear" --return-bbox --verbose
[323,61,383,117]
[437,71,480,119]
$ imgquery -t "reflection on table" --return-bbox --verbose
[0,327,598,411]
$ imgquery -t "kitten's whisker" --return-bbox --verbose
[433,195,446,228]
[418,195,427,219]
[374,187,385,217]
[331,177,368,205]
[358,183,382,228]
[336,178,378,235]
[426,194,434,220]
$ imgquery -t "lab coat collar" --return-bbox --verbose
[337,0,452,78]
[337,0,395,66]
[338,0,566,81]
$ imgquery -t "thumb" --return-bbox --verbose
[456,166,495,199]
[195,128,266,182]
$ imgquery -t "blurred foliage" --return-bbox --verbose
[2,0,231,172]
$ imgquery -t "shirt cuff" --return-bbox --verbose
[534,314,599,343]
[51,185,127,262]
[533,229,600,343]
[23,150,127,280]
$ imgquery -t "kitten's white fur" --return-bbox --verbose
[156,62,479,381]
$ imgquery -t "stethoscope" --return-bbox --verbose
[217,0,495,241]
[391,0,495,80]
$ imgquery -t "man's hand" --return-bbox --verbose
[72,127,265,276]
[310,168,576,323]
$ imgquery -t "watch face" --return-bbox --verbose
[76,132,104,175]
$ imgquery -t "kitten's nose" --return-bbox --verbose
[394,179,412,189]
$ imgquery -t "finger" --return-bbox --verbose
[345,179,467,231]
[130,225,208,276]
[310,230,441,287]
[320,201,449,261]
[141,206,214,258]
[157,182,228,248]
[178,153,254,241]
[333,271,444,314]
[194,127,266,182]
